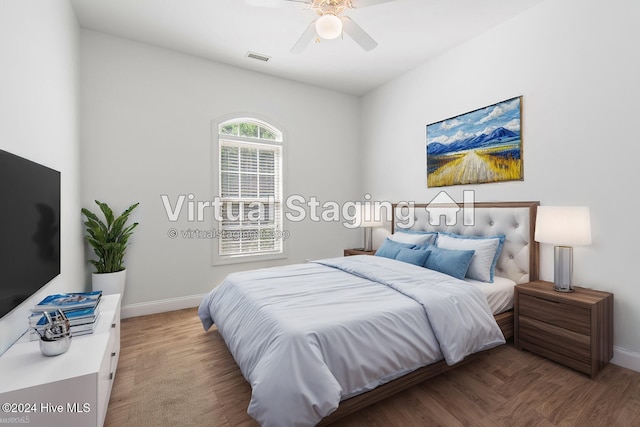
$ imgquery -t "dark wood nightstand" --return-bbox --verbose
[514,280,613,378]
[343,248,376,256]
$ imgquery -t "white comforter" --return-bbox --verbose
[198,255,505,427]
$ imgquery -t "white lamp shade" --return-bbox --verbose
[360,219,383,228]
[535,206,592,246]
[316,14,342,40]
[355,204,383,228]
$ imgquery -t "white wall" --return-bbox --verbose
[0,0,82,354]
[79,31,362,312]
[361,0,640,365]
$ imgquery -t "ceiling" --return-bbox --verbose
[70,0,544,96]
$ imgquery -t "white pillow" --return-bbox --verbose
[436,233,504,282]
[389,230,437,246]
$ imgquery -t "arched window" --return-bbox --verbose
[215,117,284,263]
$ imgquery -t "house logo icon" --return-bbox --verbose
[425,190,475,226]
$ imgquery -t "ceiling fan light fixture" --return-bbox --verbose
[315,13,342,40]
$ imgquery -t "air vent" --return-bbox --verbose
[246,51,271,62]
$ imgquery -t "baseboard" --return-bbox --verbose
[612,346,640,373]
[121,294,206,319]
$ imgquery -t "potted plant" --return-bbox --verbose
[81,200,139,295]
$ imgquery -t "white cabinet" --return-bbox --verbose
[0,294,121,427]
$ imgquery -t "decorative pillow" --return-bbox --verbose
[374,238,415,259]
[389,230,437,246]
[424,246,475,280]
[394,247,431,266]
[436,232,505,282]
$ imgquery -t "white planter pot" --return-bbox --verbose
[92,270,127,296]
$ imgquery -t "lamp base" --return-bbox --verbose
[553,246,574,292]
[553,285,575,293]
[363,227,373,252]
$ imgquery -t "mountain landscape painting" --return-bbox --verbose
[426,96,523,187]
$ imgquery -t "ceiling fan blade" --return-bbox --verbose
[352,0,395,8]
[291,21,317,54]
[342,16,377,51]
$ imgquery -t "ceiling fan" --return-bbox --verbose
[247,0,395,53]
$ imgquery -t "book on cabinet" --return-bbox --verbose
[32,290,102,312]
[29,300,102,340]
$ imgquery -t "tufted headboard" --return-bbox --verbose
[391,201,539,284]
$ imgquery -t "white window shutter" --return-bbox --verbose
[218,120,283,259]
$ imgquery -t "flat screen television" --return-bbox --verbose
[0,149,61,318]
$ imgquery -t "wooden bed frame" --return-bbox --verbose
[317,201,539,426]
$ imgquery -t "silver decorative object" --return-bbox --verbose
[32,309,72,357]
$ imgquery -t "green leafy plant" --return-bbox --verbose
[81,201,139,274]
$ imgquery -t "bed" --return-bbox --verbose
[198,201,539,426]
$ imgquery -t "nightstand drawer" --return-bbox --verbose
[518,338,592,375]
[519,293,590,335]
[519,316,590,361]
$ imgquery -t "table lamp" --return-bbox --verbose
[356,205,383,251]
[534,206,592,292]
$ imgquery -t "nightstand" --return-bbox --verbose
[344,248,376,256]
[514,280,613,378]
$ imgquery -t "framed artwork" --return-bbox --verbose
[426,96,523,187]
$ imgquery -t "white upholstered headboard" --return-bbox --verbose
[391,201,539,284]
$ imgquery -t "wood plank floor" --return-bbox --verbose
[105,308,640,427]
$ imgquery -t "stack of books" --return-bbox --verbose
[29,291,102,340]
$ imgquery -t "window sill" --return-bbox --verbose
[212,252,287,266]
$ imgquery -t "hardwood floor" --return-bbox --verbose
[105,308,640,426]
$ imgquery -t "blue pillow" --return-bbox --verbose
[424,246,475,280]
[374,238,415,259]
[436,232,505,282]
[395,247,431,266]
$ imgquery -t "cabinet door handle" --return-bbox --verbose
[111,352,116,357]
[109,373,113,380]
[111,323,116,328]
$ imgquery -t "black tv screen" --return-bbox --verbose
[0,150,61,318]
